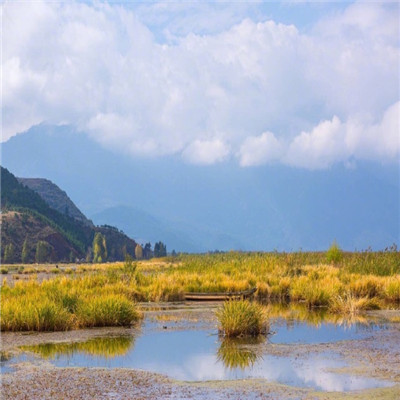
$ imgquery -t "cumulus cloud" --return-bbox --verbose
[182,139,230,165]
[239,131,283,166]
[285,116,347,169]
[2,0,399,168]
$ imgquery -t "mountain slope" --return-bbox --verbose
[17,178,93,227]
[1,166,137,263]
[1,166,90,253]
[1,210,81,263]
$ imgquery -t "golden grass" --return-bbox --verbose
[216,300,268,337]
[1,251,399,331]
[329,292,381,314]
[0,277,142,331]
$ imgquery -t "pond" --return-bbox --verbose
[2,305,394,392]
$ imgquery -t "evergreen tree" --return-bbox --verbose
[4,243,15,263]
[154,241,167,258]
[144,242,152,259]
[35,241,52,263]
[21,239,29,263]
[154,242,160,257]
[160,242,167,257]
[135,244,143,260]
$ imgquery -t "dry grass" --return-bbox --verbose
[329,292,381,314]
[216,300,268,337]
[0,277,142,331]
[1,251,399,331]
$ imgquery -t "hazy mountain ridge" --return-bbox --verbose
[2,124,398,251]
[91,205,245,253]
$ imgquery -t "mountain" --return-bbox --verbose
[17,177,93,227]
[1,166,137,263]
[1,124,399,251]
[91,205,244,253]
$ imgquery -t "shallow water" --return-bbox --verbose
[3,315,393,392]
[269,317,387,344]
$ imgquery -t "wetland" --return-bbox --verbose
[2,302,400,399]
[1,252,400,399]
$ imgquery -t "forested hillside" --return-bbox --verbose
[17,177,93,227]
[1,167,138,263]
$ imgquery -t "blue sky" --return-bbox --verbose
[126,1,350,39]
[2,0,399,169]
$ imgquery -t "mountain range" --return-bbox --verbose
[1,123,398,252]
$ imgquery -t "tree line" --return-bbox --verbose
[2,234,168,264]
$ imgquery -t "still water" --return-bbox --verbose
[4,313,392,392]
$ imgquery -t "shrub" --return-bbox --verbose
[326,241,343,264]
[216,300,268,337]
[123,255,137,274]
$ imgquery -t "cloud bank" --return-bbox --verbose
[2,1,399,168]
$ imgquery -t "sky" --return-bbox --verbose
[2,0,399,169]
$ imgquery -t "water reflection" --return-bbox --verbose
[217,336,264,369]
[264,302,371,328]
[20,336,134,359]
[1,351,12,362]
[2,311,393,392]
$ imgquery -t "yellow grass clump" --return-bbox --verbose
[329,292,381,314]
[216,300,268,337]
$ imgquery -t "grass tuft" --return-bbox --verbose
[329,292,381,314]
[76,295,141,327]
[216,300,268,337]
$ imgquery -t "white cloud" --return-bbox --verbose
[285,116,347,169]
[2,1,399,168]
[346,101,400,162]
[182,139,230,165]
[282,101,399,169]
[239,131,283,166]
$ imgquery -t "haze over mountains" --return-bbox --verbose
[1,124,398,252]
